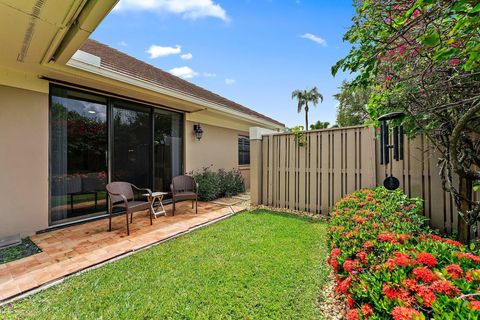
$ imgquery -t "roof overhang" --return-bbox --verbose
[0,0,117,69]
[0,0,285,132]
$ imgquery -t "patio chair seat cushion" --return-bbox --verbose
[174,191,197,201]
[113,200,150,212]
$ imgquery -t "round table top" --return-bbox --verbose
[143,192,168,197]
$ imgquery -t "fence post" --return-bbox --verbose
[250,127,275,205]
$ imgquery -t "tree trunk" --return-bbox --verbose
[305,104,309,131]
[457,176,472,245]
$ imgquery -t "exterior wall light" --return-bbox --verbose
[193,124,203,141]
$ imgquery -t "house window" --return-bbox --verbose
[238,135,250,165]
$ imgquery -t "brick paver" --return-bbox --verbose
[0,200,246,302]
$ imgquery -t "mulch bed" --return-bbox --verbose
[317,271,348,319]
[0,238,41,264]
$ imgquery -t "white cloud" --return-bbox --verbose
[114,0,229,21]
[203,72,216,78]
[119,41,128,47]
[147,44,181,58]
[180,53,193,60]
[169,66,199,79]
[300,33,327,46]
[225,78,235,85]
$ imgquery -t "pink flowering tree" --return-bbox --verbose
[333,0,480,243]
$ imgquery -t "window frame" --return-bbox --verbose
[238,135,250,166]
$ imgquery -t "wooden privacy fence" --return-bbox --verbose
[250,125,480,236]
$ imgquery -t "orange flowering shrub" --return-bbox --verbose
[328,188,480,320]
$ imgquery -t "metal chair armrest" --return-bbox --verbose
[131,184,152,199]
[134,186,152,195]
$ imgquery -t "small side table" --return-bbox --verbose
[143,192,168,218]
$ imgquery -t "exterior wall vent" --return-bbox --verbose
[17,0,46,62]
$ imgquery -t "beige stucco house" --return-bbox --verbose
[0,0,284,240]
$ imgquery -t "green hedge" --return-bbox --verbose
[328,187,480,320]
[192,167,245,201]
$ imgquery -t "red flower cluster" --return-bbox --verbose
[343,259,361,273]
[363,241,374,251]
[353,215,368,224]
[336,276,352,294]
[415,285,436,307]
[414,252,437,268]
[430,280,461,297]
[356,251,368,264]
[361,304,373,318]
[347,309,360,320]
[445,264,463,280]
[328,188,480,319]
[327,248,341,271]
[378,231,398,243]
[465,269,480,282]
[383,283,413,303]
[347,304,374,320]
[386,251,411,270]
[413,267,436,283]
[457,252,480,264]
[421,234,463,247]
[471,301,480,311]
[391,306,421,320]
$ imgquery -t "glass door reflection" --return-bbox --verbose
[112,102,152,189]
[154,110,183,194]
[50,87,108,223]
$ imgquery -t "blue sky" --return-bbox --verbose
[91,0,355,127]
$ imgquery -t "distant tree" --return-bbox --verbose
[310,121,330,130]
[291,87,323,131]
[334,81,371,127]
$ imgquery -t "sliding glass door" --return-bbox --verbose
[112,102,151,188]
[154,109,183,193]
[49,85,184,225]
[50,87,108,223]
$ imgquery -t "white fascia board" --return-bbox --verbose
[67,53,284,130]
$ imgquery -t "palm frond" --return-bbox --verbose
[297,100,303,113]
[291,90,302,100]
[292,89,306,113]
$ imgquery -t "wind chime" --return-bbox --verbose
[378,111,405,190]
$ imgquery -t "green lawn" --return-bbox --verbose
[1,210,329,320]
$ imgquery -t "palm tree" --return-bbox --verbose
[291,87,323,131]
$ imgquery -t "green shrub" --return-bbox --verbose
[219,169,245,197]
[192,167,245,201]
[193,167,222,201]
[328,187,480,320]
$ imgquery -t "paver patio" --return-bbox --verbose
[0,199,247,303]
